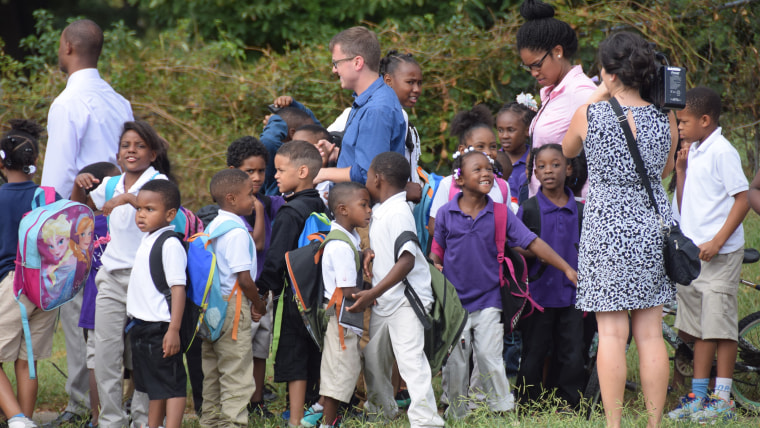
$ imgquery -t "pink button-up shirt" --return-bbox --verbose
[528,65,596,198]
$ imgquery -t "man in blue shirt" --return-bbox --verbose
[315,26,406,185]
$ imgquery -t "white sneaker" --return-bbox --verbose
[8,416,37,428]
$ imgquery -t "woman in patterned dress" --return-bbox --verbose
[563,32,678,428]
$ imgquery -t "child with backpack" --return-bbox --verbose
[257,141,327,427]
[318,182,371,428]
[349,151,445,428]
[71,120,173,428]
[125,179,187,428]
[75,161,120,427]
[515,143,585,409]
[199,169,267,427]
[429,149,577,419]
[428,105,511,234]
[0,119,58,428]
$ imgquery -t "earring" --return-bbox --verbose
[558,55,562,58]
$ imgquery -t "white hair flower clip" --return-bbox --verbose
[453,167,462,180]
[516,92,538,112]
[0,150,5,160]
[485,153,495,165]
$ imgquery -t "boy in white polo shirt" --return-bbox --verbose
[669,87,750,423]
[349,152,444,428]
[200,169,267,428]
[319,182,371,428]
[126,179,187,428]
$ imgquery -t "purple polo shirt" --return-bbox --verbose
[507,149,528,200]
[240,195,285,280]
[432,195,537,313]
[517,187,579,308]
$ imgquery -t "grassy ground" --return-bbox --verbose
[6,213,760,426]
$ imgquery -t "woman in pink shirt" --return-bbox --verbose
[516,0,596,198]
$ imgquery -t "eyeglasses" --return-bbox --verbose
[331,56,356,68]
[520,51,551,72]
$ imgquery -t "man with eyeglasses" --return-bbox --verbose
[314,26,406,186]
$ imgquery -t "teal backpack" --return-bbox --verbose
[185,220,253,343]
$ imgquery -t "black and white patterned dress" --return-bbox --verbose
[576,102,675,312]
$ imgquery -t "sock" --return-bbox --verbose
[714,377,732,401]
[310,402,324,412]
[692,378,709,399]
[10,414,24,419]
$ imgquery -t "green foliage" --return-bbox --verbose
[1,1,758,210]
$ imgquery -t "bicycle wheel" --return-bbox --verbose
[583,360,602,419]
[733,311,760,412]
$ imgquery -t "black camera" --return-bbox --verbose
[651,52,686,110]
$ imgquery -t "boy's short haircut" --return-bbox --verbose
[328,181,366,213]
[78,161,120,192]
[140,179,181,211]
[370,151,410,190]
[294,124,330,143]
[685,86,721,124]
[210,169,249,205]
[276,140,322,180]
[329,26,381,73]
[226,136,268,167]
[278,107,315,131]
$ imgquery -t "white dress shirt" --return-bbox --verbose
[42,68,133,198]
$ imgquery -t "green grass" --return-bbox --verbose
[6,212,760,426]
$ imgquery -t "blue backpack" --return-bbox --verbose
[413,166,444,251]
[186,220,253,343]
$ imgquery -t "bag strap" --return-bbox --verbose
[493,203,508,287]
[609,98,661,218]
[148,230,184,313]
[393,231,432,330]
[320,229,360,271]
[448,177,458,201]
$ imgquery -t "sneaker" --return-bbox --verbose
[248,401,274,419]
[281,410,290,421]
[395,389,411,409]
[691,395,735,424]
[300,406,323,427]
[7,416,37,428]
[262,384,277,401]
[667,393,706,420]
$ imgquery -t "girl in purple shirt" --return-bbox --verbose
[430,150,577,419]
[516,143,585,409]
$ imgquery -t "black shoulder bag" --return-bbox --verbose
[609,97,701,285]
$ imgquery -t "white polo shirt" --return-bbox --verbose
[206,209,256,295]
[89,167,167,271]
[126,226,187,322]
[321,223,361,300]
[369,191,433,317]
[680,127,748,253]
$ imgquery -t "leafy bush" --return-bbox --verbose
[1,0,758,210]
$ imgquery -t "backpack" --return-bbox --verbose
[519,196,584,282]
[271,211,333,355]
[147,231,198,352]
[493,203,543,333]
[104,174,204,239]
[14,186,94,379]
[412,166,444,252]
[283,229,360,351]
[185,220,253,343]
[394,231,468,374]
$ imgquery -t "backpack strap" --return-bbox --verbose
[31,186,56,209]
[495,177,509,203]
[104,175,122,203]
[448,177,458,201]
[519,197,548,282]
[393,231,433,330]
[148,230,185,312]
[493,203,508,287]
[320,229,362,351]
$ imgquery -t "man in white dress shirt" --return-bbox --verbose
[41,19,135,428]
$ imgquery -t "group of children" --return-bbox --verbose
[0,32,753,427]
